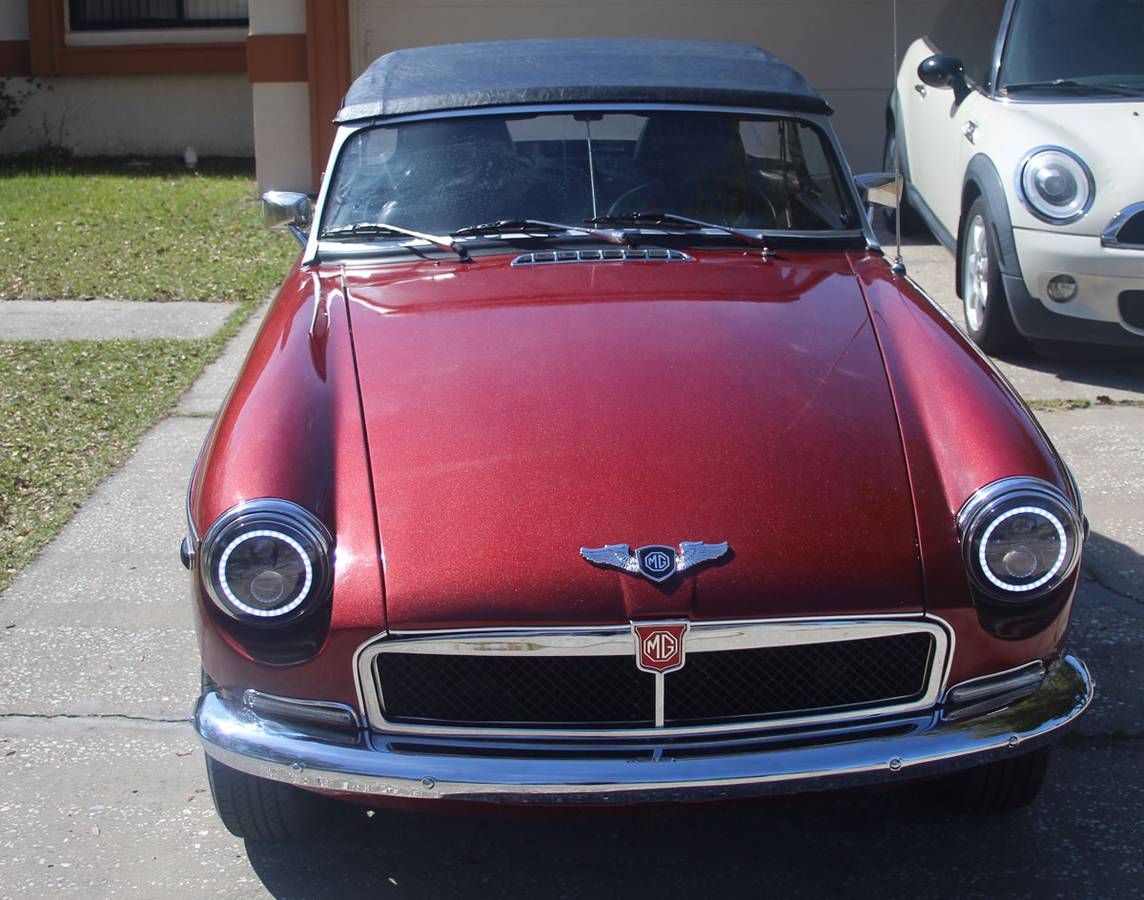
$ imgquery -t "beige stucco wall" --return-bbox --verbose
[0,0,253,158]
[346,0,944,172]
[0,72,254,157]
[249,0,306,36]
[249,0,311,191]
[0,0,28,40]
[253,81,312,191]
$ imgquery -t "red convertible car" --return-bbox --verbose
[185,39,1093,841]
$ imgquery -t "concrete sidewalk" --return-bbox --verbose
[1,246,1142,898]
[0,300,238,341]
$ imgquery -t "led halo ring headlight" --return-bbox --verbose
[198,499,333,625]
[958,477,1082,603]
[1016,146,1094,225]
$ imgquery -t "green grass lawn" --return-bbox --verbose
[0,158,296,302]
[0,340,222,591]
[0,158,298,592]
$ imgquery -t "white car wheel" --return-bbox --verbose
[959,197,1020,353]
[964,213,990,333]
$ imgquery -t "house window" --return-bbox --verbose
[68,0,249,31]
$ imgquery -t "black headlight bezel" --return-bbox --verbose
[198,499,334,627]
[957,477,1082,605]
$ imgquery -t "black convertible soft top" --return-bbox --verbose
[336,38,830,123]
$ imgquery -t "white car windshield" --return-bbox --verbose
[1001,0,1144,93]
[320,110,860,239]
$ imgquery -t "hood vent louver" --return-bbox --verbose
[511,248,693,266]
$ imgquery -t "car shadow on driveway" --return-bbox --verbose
[990,346,1144,397]
[243,742,1141,900]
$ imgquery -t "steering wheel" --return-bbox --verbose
[607,175,778,227]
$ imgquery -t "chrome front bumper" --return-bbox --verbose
[193,655,1092,805]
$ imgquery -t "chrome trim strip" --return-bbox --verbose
[511,248,692,265]
[242,690,360,730]
[1102,201,1144,250]
[942,660,1048,723]
[195,654,1092,803]
[945,660,1045,705]
[353,615,953,739]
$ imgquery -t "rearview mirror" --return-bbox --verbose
[918,54,970,104]
[855,172,901,210]
[262,191,313,245]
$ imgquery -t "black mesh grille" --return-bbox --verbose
[1120,291,1144,329]
[374,632,935,730]
[1115,210,1144,246]
[665,633,934,724]
[376,653,655,727]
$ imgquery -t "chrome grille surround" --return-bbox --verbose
[511,248,692,265]
[354,615,953,739]
[1102,201,1144,250]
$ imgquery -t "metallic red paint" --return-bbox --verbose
[188,247,1078,705]
[343,251,922,629]
[189,261,384,703]
[852,255,1078,683]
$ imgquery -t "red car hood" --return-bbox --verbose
[342,250,922,629]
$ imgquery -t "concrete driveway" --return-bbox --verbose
[1,237,1142,899]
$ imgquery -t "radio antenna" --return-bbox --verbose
[891,0,906,276]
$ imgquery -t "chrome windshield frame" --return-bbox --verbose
[302,103,878,267]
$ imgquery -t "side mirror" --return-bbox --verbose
[262,191,313,245]
[855,172,901,210]
[918,54,970,104]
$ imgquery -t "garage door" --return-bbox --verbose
[346,0,941,171]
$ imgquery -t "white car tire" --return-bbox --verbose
[960,197,1022,354]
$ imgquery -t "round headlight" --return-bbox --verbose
[199,499,333,624]
[958,477,1082,602]
[1018,148,1093,224]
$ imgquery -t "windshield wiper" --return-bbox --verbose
[452,219,628,245]
[586,212,773,249]
[1003,79,1141,97]
[321,222,469,261]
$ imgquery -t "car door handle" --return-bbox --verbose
[914,84,927,98]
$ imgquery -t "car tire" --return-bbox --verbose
[200,669,336,842]
[937,747,1051,813]
[873,130,926,237]
[960,197,1022,354]
[205,752,331,842]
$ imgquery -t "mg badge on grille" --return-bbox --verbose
[633,622,689,673]
[579,541,729,584]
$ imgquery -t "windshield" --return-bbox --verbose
[320,110,859,239]
[1000,0,1144,91]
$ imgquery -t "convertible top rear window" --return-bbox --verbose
[321,110,859,239]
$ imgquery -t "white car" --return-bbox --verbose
[889,0,1144,352]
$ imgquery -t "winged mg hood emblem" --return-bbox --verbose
[579,541,729,583]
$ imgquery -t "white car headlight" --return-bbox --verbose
[958,477,1082,603]
[1017,148,1094,224]
[199,499,333,625]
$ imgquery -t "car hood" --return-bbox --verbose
[342,250,922,629]
[994,98,1144,234]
